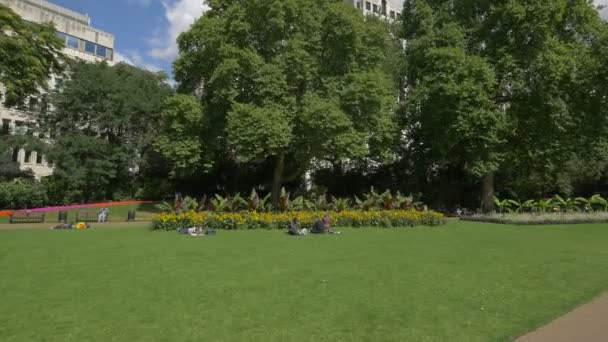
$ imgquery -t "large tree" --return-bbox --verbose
[401,0,608,210]
[0,4,64,107]
[42,61,173,201]
[172,0,400,203]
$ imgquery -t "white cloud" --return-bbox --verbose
[127,0,153,7]
[114,51,135,65]
[115,50,163,73]
[148,0,208,62]
[597,0,608,20]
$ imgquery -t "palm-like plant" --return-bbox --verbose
[395,191,414,210]
[154,201,174,213]
[506,199,536,213]
[575,197,591,212]
[380,190,395,210]
[210,194,230,212]
[331,197,351,212]
[590,194,608,212]
[493,196,512,214]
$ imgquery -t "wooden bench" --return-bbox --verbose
[75,210,102,223]
[10,212,45,224]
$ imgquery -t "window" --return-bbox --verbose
[12,148,19,163]
[96,45,107,58]
[36,153,43,165]
[24,151,31,164]
[85,40,96,54]
[67,35,79,49]
[390,10,395,19]
[365,2,371,10]
[56,32,67,43]
[373,4,378,13]
[29,97,38,111]
[107,48,113,61]
[356,1,361,8]
[2,119,10,135]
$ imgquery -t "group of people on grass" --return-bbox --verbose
[288,213,341,236]
[176,214,340,237]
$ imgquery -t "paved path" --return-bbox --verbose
[516,293,608,342]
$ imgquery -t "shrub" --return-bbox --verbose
[152,210,445,230]
[0,179,49,209]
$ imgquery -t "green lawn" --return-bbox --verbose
[0,203,160,224]
[2,221,608,341]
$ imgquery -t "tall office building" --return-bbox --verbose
[0,0,115,178]
[345,0,403,20]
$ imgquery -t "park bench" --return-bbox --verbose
[75,210,104,222]
[10,212,45,224]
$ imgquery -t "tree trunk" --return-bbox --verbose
[480,172,495,213]
[271,153,285,207]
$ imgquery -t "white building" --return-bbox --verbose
[0,0,115,178]
[345,0,403,19]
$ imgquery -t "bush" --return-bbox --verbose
[152,210,445,230]
[0,179,49,209]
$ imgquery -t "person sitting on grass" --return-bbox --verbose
[288,218,308,236]
[178,226,205,236]
[311,214,340,234]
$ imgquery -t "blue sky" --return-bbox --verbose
[48,0,607,78]
[49,0,207,77]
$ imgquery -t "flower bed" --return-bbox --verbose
[152,210,445,230]
[461,212,608,225]
[6,201,151,214]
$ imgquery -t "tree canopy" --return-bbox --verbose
[42,61,173,202]
[172,0,401,203]
[0,4,64,107]
[401,0,608,210]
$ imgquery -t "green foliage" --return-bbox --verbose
[43,62,173,202]
[153,95,205,177]
[0,179,49,209]
[173,0,400,202]
[0,4,64,107]
[400,0,608,205]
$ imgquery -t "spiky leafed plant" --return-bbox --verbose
[231,193,247,212]
[292,196,313,211]
[210,194,230,212]
[355,187,381,211]
[395,191,414,210]
[535,199,551,213]
[331,197,351,212]
[259,193,273,212]
[154,201,174,213]
[183,196,199,211]
[506,199,536,213]
[575,197,591,212]
[493,196,512,214]
[311,194,328,211]
[278,187,290,212]
[590,194,608,212]
[380,190,395,210]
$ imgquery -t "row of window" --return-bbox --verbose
[357,1,401,19]
[11,148,47,165]
[56,32,113,60]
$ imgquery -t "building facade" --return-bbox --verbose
[0,0,115,178]
[345,0,403,19]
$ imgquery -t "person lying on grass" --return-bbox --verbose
[178,227,205,236]
[311,214,341,234]
[288,218,308,236]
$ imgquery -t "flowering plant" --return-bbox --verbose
[153,210,445,231]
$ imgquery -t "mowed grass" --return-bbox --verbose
[2,222,608,341]
[0,203,160,224]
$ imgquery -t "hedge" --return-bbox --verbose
[152,210,445,231]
